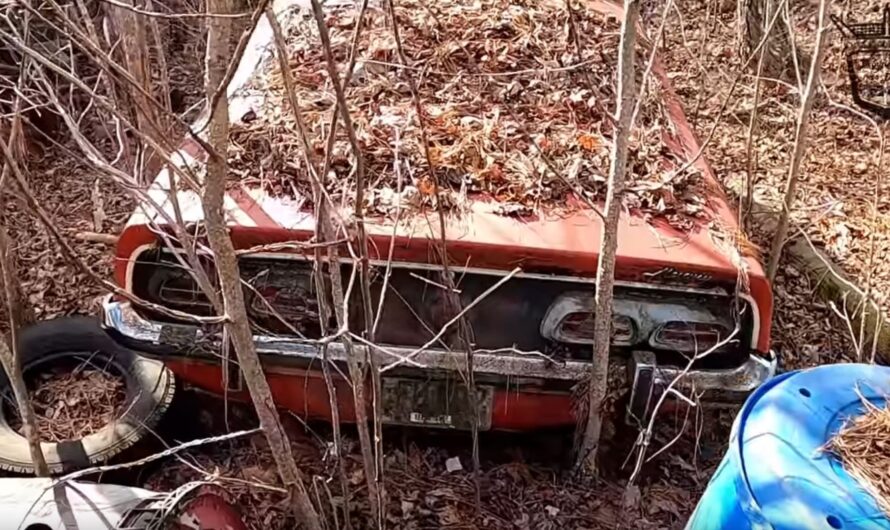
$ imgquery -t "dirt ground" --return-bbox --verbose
[2,0,879,528]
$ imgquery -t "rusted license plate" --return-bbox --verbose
[381,378,493,430]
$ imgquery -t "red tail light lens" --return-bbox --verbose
[651,321,729,353]
[556,312,635,345]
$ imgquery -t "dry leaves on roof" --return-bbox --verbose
[228,0,710,229]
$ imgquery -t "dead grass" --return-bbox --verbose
[830,399,890,518]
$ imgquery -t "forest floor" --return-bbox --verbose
[656,0,888,366]
[3,0,882,528]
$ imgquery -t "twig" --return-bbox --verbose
[2,20,204,190]
[361,57,599,78]
[381,267,521,372]
[0,140,225,324]
[627,327,740,485]
[408,271,461,293]
[667,0,792,181]
[819,89,886,361]
[743,0,771,225]
[766,0,831,281]
[347,332,425,368]
[502,102,606,221]
[261,6,356,523]
[29,70,223,314]
[644,388,700,463]
[74,231,119,245]
[11,1,219,159]
[564,0,597,92]
[382,3,489,496]
[630,0,674,125]
[372,126,404,337]
[235,238,347,256]
[53,428,262,484]
[308,0,384,523]
[201,0,273,139]
[318,0,370,185]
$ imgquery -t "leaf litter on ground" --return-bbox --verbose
[653,0,890,355]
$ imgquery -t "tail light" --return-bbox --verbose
[542,291,739,354]
[650,321,730,353]
[551,312,636,346]
[146,267,214,314]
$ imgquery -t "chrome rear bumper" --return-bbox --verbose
[101,298,776,394]
[627,350,777,423]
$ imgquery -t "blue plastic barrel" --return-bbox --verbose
[686,364,890,530]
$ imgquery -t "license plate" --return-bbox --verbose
[381,378,493,430]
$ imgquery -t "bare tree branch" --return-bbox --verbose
[766,0,831,280]
[98,0,254,19]
[308,0,384,521]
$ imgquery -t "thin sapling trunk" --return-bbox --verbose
[264,8,353,525]
[765,0,831,281]
[0,227,48,477]
[308,0,384,522]
[576,0,640,475]
[202,1,322,527]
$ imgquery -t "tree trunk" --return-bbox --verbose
[0,34,35,328]
[576,0,639,475]
[0,52,44,473]
[202,1,322,528]
[0,227,48,477]
[108,0,156,176]
[743,0,800,81]
[743,0,770,227]
[765,0,830,281]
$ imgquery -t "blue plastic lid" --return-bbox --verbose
[739,363,890,530]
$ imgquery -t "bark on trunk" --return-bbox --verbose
[743,0,801,81]
[202,2,322,528]
[743,3,770,227]
[0,37,35,328]
[264,9,353,526]
[108,0,170,177]
[576,0,640,475]
[111,1,155,132]
[765,0,830,281]
[0,227,48,477]
[0,53,44,473]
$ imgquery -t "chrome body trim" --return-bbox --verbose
[103,297,776,394]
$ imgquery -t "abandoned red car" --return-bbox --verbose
[0,0,776,474]
[107,0,774,426]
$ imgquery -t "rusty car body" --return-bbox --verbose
[99,0,776,431]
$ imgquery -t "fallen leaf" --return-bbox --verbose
[577,133,601,152]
